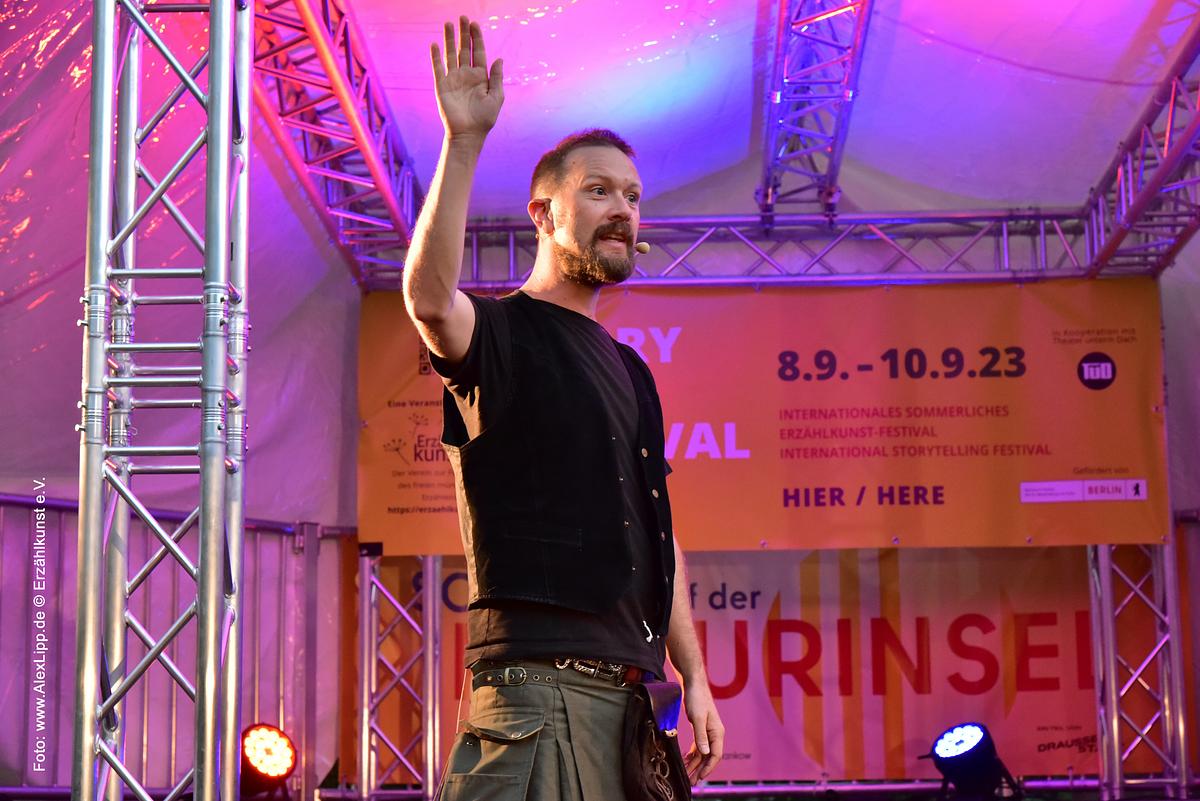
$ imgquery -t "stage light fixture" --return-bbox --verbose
[928,723,1022,800]
[241,723,297,799]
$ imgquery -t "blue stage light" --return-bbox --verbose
[928,722,1022,800]
[934,724,986,758]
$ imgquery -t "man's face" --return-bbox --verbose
[544,145,642,286]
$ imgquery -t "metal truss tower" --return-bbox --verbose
[252,0,423,285]
[1089,542,1190,799]
[758,0,873,217]
[1082,16,1200,798]
[73,2,251,801]
[354,548,441,801]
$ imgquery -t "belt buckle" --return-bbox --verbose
[502,666,527,686]
[557,658,628,684]
[596,661,622,681]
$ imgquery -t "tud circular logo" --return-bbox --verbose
[1077,352,1116,390]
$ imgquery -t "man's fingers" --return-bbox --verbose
[708,719,725,759]
[489,58,504,98]
[429,43,446,81]
[457,16,470,71]
[698,719,724,781]
[693,716,710,755]
[684,749,703,785]
[470,20,486,69]
[443,21,456,70]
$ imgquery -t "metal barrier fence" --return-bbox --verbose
[0,495,327,800]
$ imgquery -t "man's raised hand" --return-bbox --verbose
[430,16,504,143]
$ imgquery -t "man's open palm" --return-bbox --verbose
[431,17,504,140]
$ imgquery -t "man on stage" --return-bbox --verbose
[403,15,724,799]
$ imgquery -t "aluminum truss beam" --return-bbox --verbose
[253,0,423,285]
[361,209,1088,291]
[356,548,442,801]
[73,2,250,801]
[1085,15,1200,277]
[758,0,873,216]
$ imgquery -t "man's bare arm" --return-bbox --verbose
[666,538,725,783]
[403,17,504,366]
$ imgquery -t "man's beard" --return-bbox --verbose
[552,223,634,287]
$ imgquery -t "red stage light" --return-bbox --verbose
[242,724,297,790]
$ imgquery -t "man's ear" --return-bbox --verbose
[527,197,554,236]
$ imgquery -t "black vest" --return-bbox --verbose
[440,293,676,634]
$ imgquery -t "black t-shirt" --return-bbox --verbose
[430,291,668,675]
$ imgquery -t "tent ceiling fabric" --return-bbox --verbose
[350,0,1198,215]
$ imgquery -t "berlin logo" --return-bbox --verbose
[1077,352,1116,390]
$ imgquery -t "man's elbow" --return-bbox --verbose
[406,296,450,325]
[403,280,452,324]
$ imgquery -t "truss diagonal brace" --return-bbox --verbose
[1084,15,1200,276]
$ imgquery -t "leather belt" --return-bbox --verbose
[472,664,557,690]
[471,658,648,690]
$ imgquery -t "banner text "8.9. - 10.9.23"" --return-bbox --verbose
[777,347,1027,382]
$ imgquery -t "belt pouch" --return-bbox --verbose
[621,681,692,801]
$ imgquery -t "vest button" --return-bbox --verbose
[660,531,666,541]
[625,520,631,528]
[641,447,649,457]
[651,489,659,498]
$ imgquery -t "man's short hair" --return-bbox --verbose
[530,128,636,199]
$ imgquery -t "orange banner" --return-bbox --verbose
[359,278,1167,554]
[375,547,1114,781]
